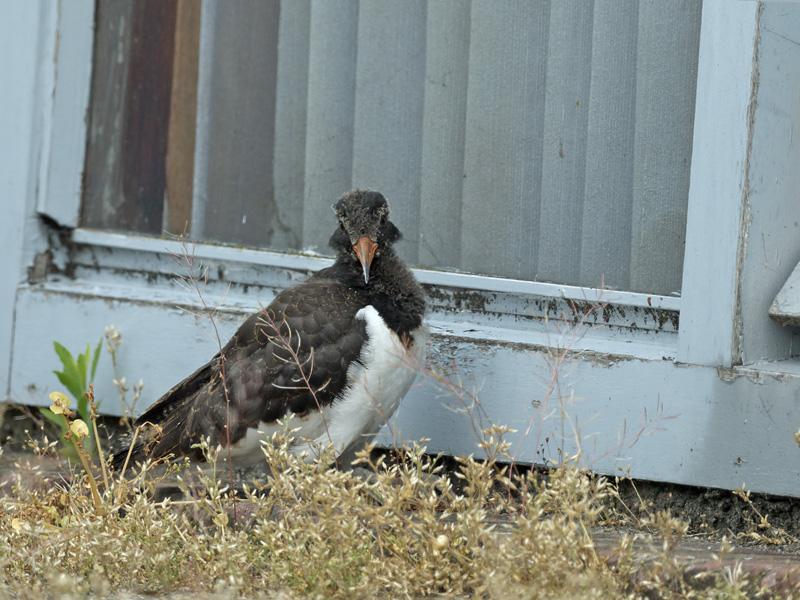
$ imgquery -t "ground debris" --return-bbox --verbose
[2,445,799,598]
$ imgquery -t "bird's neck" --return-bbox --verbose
[330,248,426,336]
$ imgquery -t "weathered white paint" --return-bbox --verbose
[771,261,800,328]
[36,0,95,228]
[22,270,680,363]
[71,228,681,311]
[738,4,800,362]
[0,3,53,399]
[678,1,760,367]
[10,282,800,497]
[386,340,800,498]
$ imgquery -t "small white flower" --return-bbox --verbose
[104,325,122,352]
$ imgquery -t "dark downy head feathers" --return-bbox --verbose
[329,190,402,283]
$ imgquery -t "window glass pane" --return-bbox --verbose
[82,0,177,233]
[82,0,703,296]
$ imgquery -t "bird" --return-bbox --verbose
[112,190,427,471]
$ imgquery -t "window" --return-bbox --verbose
[81,1,702,296]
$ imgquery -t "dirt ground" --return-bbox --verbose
[615,479,800,552]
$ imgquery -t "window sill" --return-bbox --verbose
[67,228,680,360]
[71,228,682,310]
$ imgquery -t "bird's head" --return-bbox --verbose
[329,190,402,284]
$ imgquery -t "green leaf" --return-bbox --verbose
[84,426,96,454]
[38,408,81,460]
[53,342,83,401]
[39,407,68,435]
[53,370,83,403]
[77,392,88,422]
[90,338,102,382]
[53,341,77,373]
[76,346,89,394]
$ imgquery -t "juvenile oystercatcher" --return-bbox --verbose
[112,190,427,470]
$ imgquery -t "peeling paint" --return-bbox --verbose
[716,364,799,384]
[425,284,678,336]
[731,1,764,365]
[429,328,641,367]
[27,250,54,283]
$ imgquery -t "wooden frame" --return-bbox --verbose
[678,1,760,367]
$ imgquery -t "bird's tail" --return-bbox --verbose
[108,358,215,476]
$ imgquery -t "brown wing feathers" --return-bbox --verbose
[112,278,368,470]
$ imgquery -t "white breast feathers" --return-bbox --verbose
[228,305,427,464]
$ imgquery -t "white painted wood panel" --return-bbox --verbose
[37,0,95,228]
[10,283,800,497]
[678,1,760,367]
[0,3,54,399]
[739,3,800,362]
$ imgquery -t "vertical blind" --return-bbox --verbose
[82,0,703,296]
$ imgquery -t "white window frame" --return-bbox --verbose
[7,0,800,496]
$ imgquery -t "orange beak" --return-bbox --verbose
[353,236,379,284]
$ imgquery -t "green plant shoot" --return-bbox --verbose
[40,339,102,456]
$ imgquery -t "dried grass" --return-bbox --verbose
[0,244,785,598]
[0,427,776,599]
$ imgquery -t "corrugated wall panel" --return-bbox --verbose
[629,0,702,294]
[417,1,471,269]
[579,0,639,290]
[351,1,427,263]
[460,1,550,281]
[200,1,280,246]
[272,0,310,250]
[82,1,135,230]
[302,0,359,251]
[536,1,594,285]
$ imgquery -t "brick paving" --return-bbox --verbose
[592,528,800,593]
